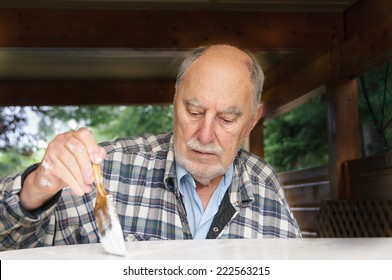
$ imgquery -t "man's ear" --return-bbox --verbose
[249,104,264,132]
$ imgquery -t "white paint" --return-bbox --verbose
[41,159,50,170]
[39,177,52,187]
[98,195,127,257]
[1,238,392,260]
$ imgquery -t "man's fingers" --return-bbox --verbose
[64,136,95,186]
[56,147,90,194]
[52,160,86,197]
[74,128,106,164]
[40,152,86,197]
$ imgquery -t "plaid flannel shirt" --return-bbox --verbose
[0,133,301,250]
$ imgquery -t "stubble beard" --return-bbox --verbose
[174,137,228,185]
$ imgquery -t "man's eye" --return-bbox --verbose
[221,118,234,124]
[189,111,202,117]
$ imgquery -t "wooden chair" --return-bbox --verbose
[317,200,392,237]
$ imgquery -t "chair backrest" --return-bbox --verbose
[343,152,392,200]
[317,200,392,237]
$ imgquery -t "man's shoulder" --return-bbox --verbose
[236,149,279,181]
[100,132,173,155]
[237,149,270,170]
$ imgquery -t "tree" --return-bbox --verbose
[0,107,43,153]
[37,105,173,143]
[263,96,328,172]
[0,105,173,179]
[358,62,392,156]
[263,60,392,172]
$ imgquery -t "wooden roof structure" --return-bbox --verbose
[1,0,391,201]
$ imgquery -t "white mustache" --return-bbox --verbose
[187,139,223,155]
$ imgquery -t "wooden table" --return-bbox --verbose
[1,238,391,260]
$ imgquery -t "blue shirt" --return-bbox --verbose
[176,163,233,239]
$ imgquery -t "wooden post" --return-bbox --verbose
[326,78,361,200]
[249,119,264,159]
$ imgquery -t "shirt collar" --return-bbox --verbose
[163,134,177,190]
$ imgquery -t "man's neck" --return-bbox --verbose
[194,175,223,209]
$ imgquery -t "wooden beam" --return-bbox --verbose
[326,79,361,200]
[263,52,321,90]
[262,16,392,118]
[345,0,392,39]
[0,80,175,106]
[0,0,360,11]
[0,9,343,50]
[262,52,331,117]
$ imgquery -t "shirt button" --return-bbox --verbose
[213,227,220,232]
[235,201,241,207]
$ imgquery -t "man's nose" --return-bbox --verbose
[198,117,215,144]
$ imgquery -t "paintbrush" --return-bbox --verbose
[92,163,127,256]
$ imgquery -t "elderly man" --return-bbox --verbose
[0,44,300,250]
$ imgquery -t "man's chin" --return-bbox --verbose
[188,164,226,181]
[175,153,227,180]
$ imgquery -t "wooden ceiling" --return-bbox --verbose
[1,0,391,118]
[0,1,361,11]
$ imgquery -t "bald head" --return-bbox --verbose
[175,44,265,111]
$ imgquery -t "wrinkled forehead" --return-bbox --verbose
[176,68,253,113]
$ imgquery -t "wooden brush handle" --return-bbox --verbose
[92,163,107,197]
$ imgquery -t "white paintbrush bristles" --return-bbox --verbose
[98,195,127,257]
[92,163,127,257]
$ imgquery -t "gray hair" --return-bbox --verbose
[175,45,265,111]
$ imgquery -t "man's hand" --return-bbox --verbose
[18,128,107,210]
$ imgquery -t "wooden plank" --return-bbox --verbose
[332,19,392,78]
[279,165,329,185]
[284,182,330,207]
[350,169,392,200]
[344,152,392,200]
[300,231,318,238]
[346,152,392,173]
[326,79,361,200]
[345,0,392,39]
[0,80,175,106]
[279,166,330,207]
[0,0,360,12]
[0,9,343,50]
[262,16,392,118]
[263,52,321,90]
[262,52,332,117]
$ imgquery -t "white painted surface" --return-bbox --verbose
[1,238,391,260]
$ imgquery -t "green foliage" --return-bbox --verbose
[0,147,44,179]
[37,105,173,143]
[358,62,392,155]
[94,105,173,141]
[264,96,328,172]
[0,105,173,177]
